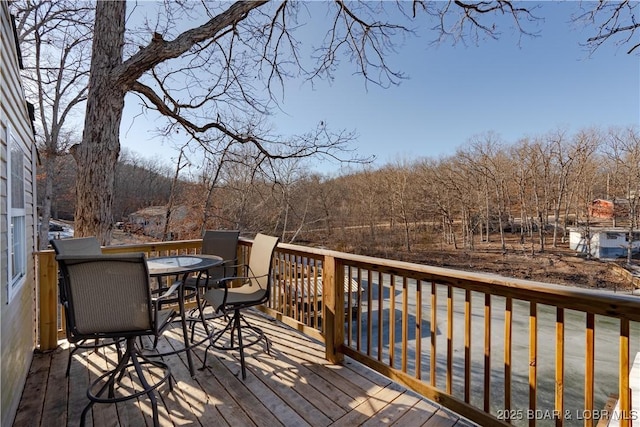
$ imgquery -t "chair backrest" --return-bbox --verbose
[56,253,154,338]
[51,237,102,256]
[202,230,240,279]
[247,233,279,299]
[52,237,102,314]
[202,230,239,258]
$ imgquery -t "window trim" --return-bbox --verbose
[7,126,27,303]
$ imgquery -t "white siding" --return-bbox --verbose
[1,3,38,426]
[569,228,639,259]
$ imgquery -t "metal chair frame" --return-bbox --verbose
[56,253,174,427]
[202,233,279,379]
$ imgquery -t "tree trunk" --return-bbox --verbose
[163,150,185,241]
[72,1,126,244]
[627,184,637,266]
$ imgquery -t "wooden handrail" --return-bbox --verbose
[35,238,639,427]
[267,242,640,427]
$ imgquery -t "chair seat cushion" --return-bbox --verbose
[204,286,267,311]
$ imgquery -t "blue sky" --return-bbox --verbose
[120,2,639,174]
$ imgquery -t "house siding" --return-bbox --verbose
[569,228,640,259]
[1,3,38,427]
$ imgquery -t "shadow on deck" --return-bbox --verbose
[14,310,475,427]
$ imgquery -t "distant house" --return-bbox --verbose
[1,4,39,426]
[569,227,640,259]
[590,199,615,219]
[127,205,192,239]
[589,198,630,220]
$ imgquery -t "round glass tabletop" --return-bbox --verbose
[147,254,222,276]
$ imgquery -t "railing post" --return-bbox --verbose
[37,251,58,351]
[324,255,344,364]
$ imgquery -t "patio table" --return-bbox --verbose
[147,254,223,377]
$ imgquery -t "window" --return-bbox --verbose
[8,132,27,302]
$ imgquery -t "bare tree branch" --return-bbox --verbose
[574,0,640,55]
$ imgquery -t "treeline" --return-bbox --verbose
[206,127,639,254]
[40,126,639,257]
[37,149,177,221]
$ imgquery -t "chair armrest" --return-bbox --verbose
[191,259,240,282]
[217,261,245,271]
[151,280,182,313]
[153,280,181,301]
[218,273,269,288]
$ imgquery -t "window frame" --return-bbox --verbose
[7,127,27,303]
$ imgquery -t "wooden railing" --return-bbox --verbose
[36,238,640,427]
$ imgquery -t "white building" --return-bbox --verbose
[569,227,640,259]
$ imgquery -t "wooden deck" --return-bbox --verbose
[14,310,475,427]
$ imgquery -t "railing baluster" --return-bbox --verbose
[447,285,453,395]
[313,259,320,328]
[292,254,298,320]
[402,276,409,373]
[378,272,384,366]
[585,312,595,427]
[300,255,307,324]
[465,289,472,403]
[529,302,538,427]
[285,253,292,318]
[505,296,513,422]
[367,269,373,357]
[305,256,311,326]
[430,281,437,388]
[484,293,491,413]
[555,308,564,427]
[389,274,396,368]
[416,279,422,380]
[346,265,353,345]
[357,267,363,352]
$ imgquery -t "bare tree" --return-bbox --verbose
[312,174,342,241]
[16,1,639,247]
[197,141,233,234]
[269,157,304,242]
[38,153,76,220]
[382,159,419,252]
[418,158,468,250]
[459,132,510,253]
[350,167,385,246]
[64,0,547,244]
[605,126,640,265]
[509,139,536,249]
[562,129,600,237]
[162,149,188,241]
[13,0,93,248]
[113,149,173,221]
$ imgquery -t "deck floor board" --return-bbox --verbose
[15,310,476,427]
